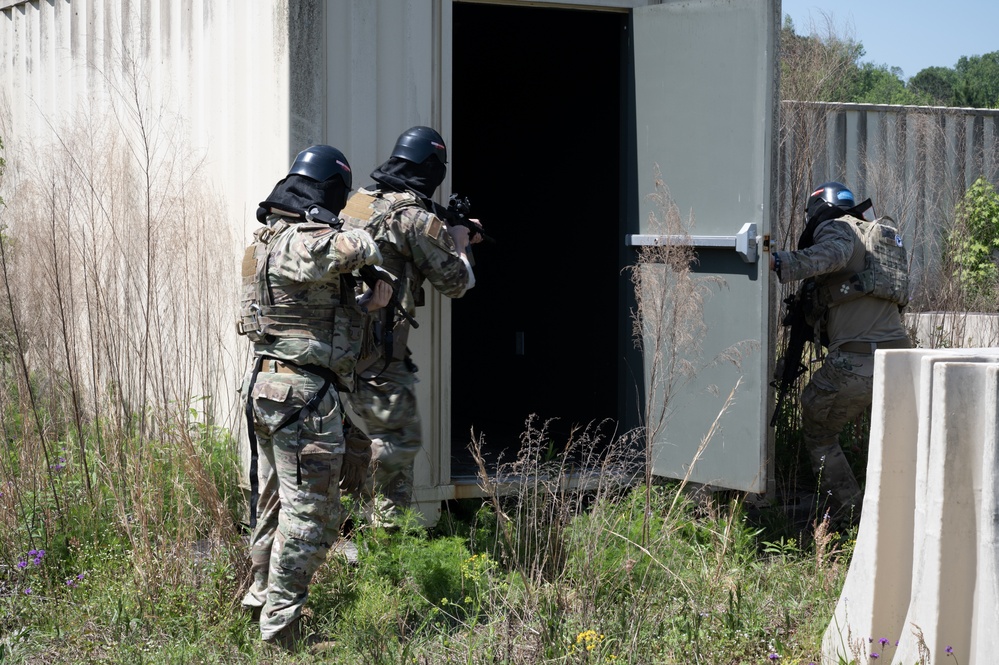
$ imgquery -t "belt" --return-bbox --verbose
[264,358,298,374]
[838,339,911,354]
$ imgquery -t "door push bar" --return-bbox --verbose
[625,222,758,263]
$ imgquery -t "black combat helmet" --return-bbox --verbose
[257,145,353,222]
[288,144,352,189]
[391,126,448,164]
[805,181,855,222]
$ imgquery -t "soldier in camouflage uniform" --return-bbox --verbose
[338,126,481,527]
[771,181,910,522]
[236,145,389,648]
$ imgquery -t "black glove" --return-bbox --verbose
[340,428,371,494]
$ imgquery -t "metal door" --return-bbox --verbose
[630,0,778,492]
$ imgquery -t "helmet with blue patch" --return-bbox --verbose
[805,181,856,222]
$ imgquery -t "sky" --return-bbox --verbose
[780,0,999,81]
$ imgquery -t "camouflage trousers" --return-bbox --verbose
[800,349,875,516]
[240,363,346,641]
[342,358,421,527]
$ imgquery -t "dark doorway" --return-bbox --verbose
[450,3,625,476]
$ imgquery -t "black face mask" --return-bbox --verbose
[370,156,447,201]
[257,174,348,223]
[797,198,875,249]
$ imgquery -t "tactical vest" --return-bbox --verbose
[814,215,909,310]
[340,189,425,363]
[236,217,363,376]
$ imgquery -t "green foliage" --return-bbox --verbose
[909,66,960,105]
[954,52,999,108]
[849,63,927,105]
[0,337,844,663]
[781,17,999,109]
[2,461,850,664]
[948,176,999,303]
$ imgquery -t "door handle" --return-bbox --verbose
[625,222,758,263]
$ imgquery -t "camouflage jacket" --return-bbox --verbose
[241,214,381,388]
[774,216,908,350]
[338,188,473,359]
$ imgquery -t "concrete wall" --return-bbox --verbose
[822,348,999,665]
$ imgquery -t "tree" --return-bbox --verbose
[908,66,959,106]
[954,52,999,108]
[849,63,925,105]
[947,176,999,306]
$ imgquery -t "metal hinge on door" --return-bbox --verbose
[625,222,759,263]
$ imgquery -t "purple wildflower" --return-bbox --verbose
[24,588,31,595]
[16,560,27,569]
[946,646,954,655]
[65,578,76,587]
[77,572,85,580]
[28,549,37,557]
[870,653,879,659]
[768,654,780,661]
[879,638,889,647]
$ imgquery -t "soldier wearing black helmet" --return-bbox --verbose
[338,126,482,528]
[237,144,390,650]
[771,181,911,525]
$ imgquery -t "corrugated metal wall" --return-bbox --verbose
[778,101,999,302]
[0,0,457,509]
[0,0,321,237]
[0,0,322,433]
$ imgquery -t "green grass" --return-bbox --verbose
[1,424,853,664]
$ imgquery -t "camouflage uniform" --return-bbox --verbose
[774,215,909,514]
[338,188,472,525]
[239,215,380,641]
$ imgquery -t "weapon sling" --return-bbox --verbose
[245,356,334,529]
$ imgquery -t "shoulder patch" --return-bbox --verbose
[424,216,445,242]
[342,192,377,221]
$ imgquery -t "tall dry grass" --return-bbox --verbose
[0,59,245,599]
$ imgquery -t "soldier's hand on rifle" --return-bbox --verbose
[359,280,393,313]
[448,224,472,256]
[465,218,485,244]
[774,356,786,382]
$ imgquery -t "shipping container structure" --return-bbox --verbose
[0,0,779,524]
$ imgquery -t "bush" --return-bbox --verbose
[947,176,999,307]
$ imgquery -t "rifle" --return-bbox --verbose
[357,264,419,330]
[769,281,814,427]
[432,194,494,244]
[356,264,419,375]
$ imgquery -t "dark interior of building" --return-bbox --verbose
[450,3,627,476]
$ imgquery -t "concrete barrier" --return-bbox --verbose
[822,348,999,665]
[907,312,999,349]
